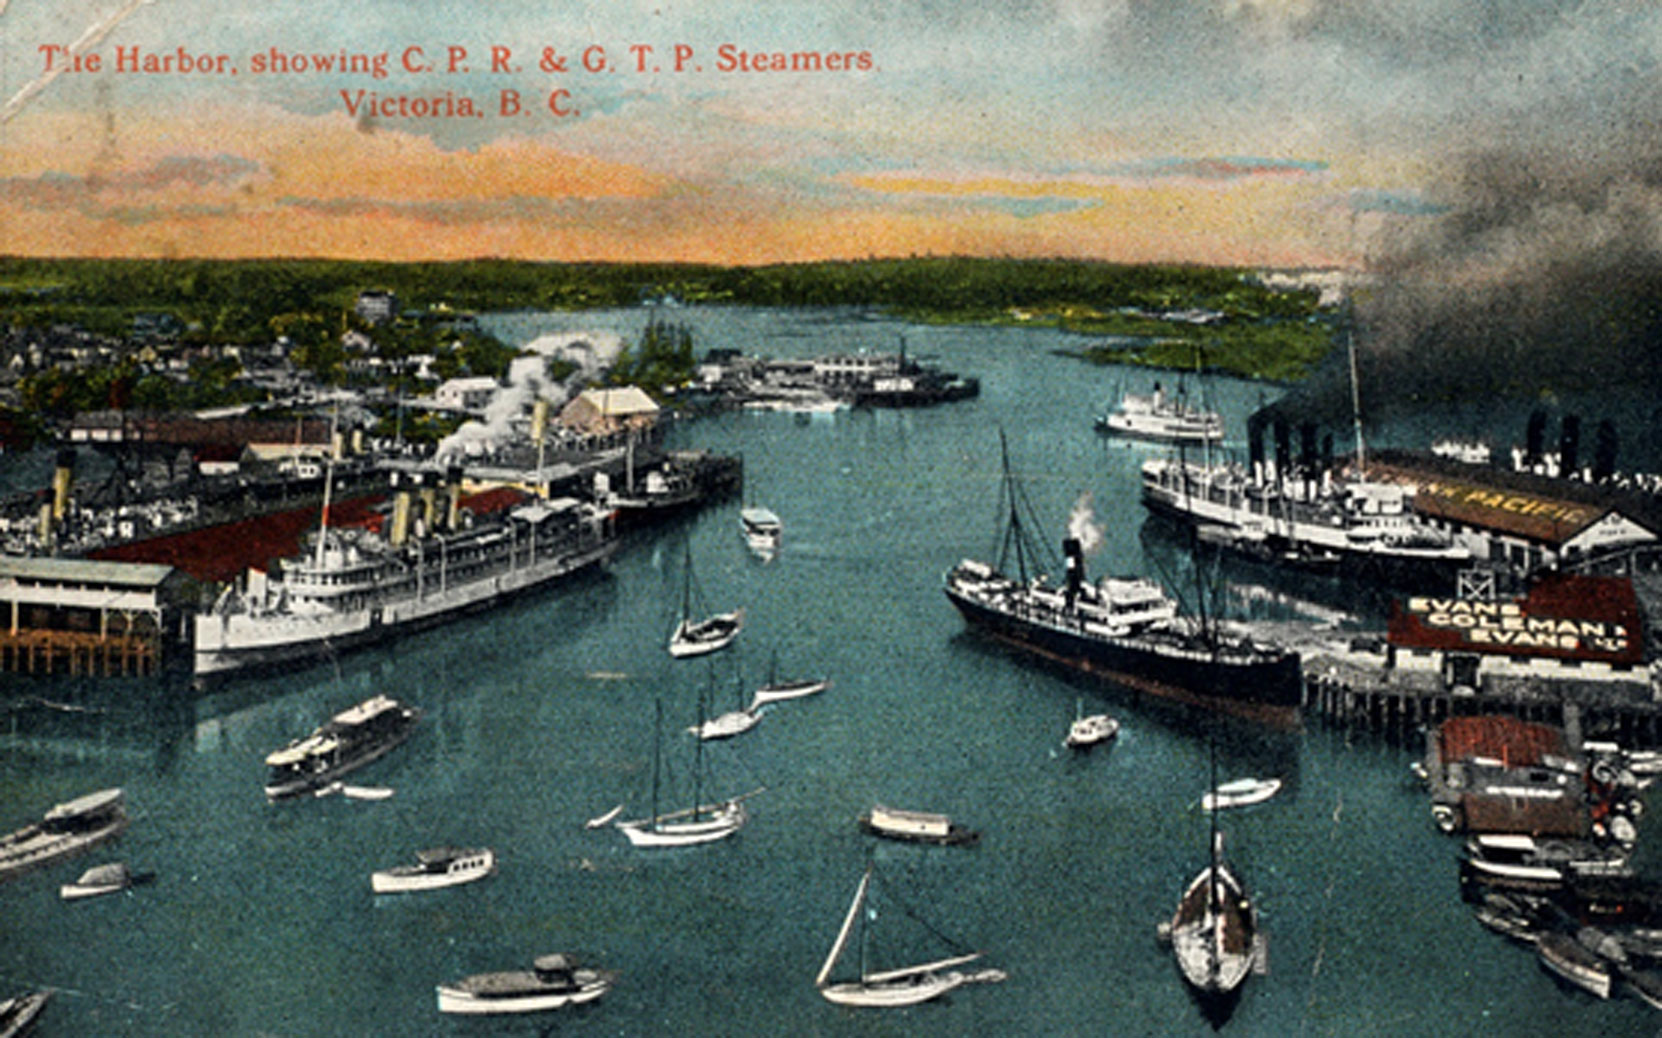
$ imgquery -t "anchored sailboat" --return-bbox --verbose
[615,698,757,848]
[668,544,743,658]
[1162,736,1264,1022]
[815,864,1006,1008]
[749,649,830,710]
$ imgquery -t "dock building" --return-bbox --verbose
[0,558,191,676]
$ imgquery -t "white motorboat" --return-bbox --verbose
[59,861,152,901]
[815,864,1005,1008]
[1201,777,1283,811]
[857,805,979,846]
[1064,699,1119,749]
[435,953,615,1015]
[740,506,782,556]
[371,847,496,894]
[263,695,420,799]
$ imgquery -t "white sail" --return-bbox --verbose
[815,869,871,989]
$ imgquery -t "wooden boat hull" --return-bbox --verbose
[617,802,746,847]
[1170,862,1257,1003]
[1202,778,1282,811]
[435,976,610,1014]
[0,790,128,884]
[0,990,51,1038]
[857,816,979,847]
[668,612,743,658]
[750,678,830,708]
[1536,932,1614,999]
[818,973,967,1008]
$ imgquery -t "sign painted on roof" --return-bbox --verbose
[1390,574,1644,664]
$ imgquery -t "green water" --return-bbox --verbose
[1,307,1653,1035]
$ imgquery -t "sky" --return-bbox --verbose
[0,0,1656,273]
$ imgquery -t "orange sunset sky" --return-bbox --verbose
[0,0,1645,269]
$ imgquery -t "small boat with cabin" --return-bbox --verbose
[0,788,128,883]
[59,861,153,901]
[740,505,782,555]
[371,847,496,894]
[857,805,979,847]
[435,953,616,1015]
[263,695,421,800]
[815,863,1006,1008]
[0,990,50,1038]
[1202,777,1283,811]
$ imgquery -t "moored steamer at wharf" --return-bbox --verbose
[1139,455,1471,586]
[194,472,617,679]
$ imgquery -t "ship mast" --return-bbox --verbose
[313,405,340,570]
[1348,331,1366,478]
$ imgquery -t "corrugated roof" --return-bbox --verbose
[1438,715,1568,767]
[0,557,178,588]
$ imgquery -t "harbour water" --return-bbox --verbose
[2,307,1656,1035]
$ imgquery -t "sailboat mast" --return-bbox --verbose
[998,430,1029,584]
[650,698,663,828]
[692,675,706,820]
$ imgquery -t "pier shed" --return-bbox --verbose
[0,557,190,676]
[1366,451,1660,572]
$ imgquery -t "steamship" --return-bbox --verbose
[194,470,618,678]
[1139,455,1471,585]
[944,441,1302,725]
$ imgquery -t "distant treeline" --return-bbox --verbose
[0,255,1336,379]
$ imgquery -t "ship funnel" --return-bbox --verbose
[37,500,53,546]
[1063,537,1085,607]
[351,427,364,455]
[331,428,346,460]
[446,465,464,530]
[531,398,550,446]
[1559,414,1581,479]
[52,449,75,521]
[419,471,439,535]
[390,471,413,547]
